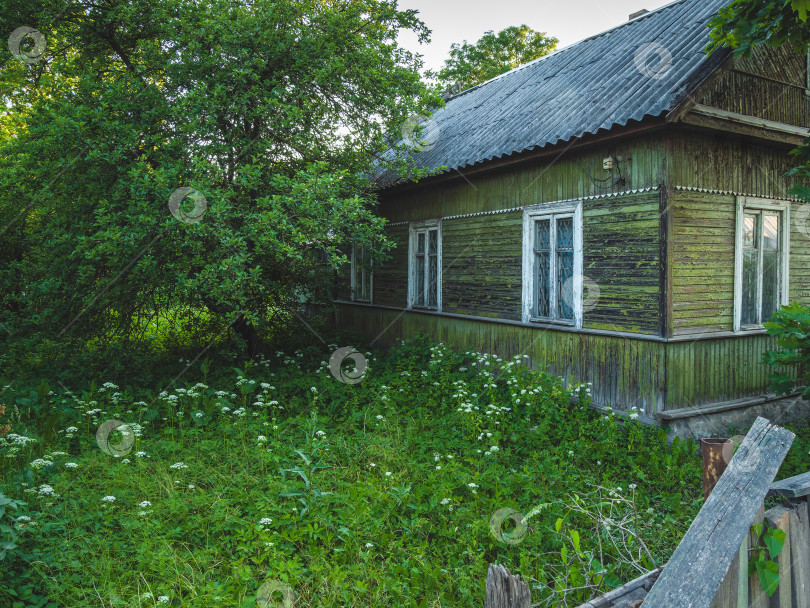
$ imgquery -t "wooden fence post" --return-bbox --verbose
[765,504,792,608]
[485,564,531,608]
[787,501,810,608]
[750,507,768,608]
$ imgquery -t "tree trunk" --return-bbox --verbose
[232,314,261,358]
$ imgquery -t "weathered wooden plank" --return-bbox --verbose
[765,504,793,608]
[643,418,795,608]
[710,548,740,608]
[751,507,769,608]
[788,501,810,608]
[574,567,662,608]
[768,473,810,499]
[485,564,530,608]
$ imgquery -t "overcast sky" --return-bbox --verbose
[397,0,674,74]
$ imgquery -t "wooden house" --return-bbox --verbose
[335,0,810,435]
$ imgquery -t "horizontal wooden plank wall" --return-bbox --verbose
[373,223,409,308]
[670,187,810,335]
[670,189,736,333]
[335,305,666,416]
[442,212,523,321]
[583,190,661,334]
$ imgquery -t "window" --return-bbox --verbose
[522,200,583,326]
[351,244,372,302]
[733,197,790,331]
[409,221,441,310]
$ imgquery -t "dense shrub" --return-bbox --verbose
[763,302,810,400]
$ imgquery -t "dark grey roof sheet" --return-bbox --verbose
[376,0,729,188]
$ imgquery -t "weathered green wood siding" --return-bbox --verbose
[442,212,523,320]
[373,223,409,307]
[583,190,662,334]
[668,131,802,198]
[665,334,779,407]
[379,135,668,221]
[336,304,667,416]
[698,46,810,127]
[671,188,810,334]
[670,190,736,334]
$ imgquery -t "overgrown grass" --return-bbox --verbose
[2,337,709,607]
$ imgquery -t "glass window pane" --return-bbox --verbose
[415,254,425,306]
[535,220,550,251]
[763,214,779,251]
[741,249,758,325]
[428,254,437,307]
[535,252,550,317]
[417,232,425,254]
[557,250,575,320]
[762,249,779,321]
[556,217,574,250]
[743,214,757,248]
[428,229,438,255]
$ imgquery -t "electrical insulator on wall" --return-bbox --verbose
[602,156,614,171]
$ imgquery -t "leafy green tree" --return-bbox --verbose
[708,0,810,201]
[429,25,558,92]
[0,0,441,360]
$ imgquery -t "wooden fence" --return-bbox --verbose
[486,417,810,608]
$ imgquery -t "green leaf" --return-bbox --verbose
[755,559,780,597]
[555,517,563,533]
[570,529,581,555]
[764,527,786,559]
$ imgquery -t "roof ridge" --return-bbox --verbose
[443,0,696,102]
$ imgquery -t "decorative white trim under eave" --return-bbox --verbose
[386,186,661,226]
[674,185,802,201]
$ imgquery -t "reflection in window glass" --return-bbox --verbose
[739,209,782,328]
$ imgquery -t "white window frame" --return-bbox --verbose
[733,196,791,332]
[521,200,584,327]
[350,244,373,303]
[408,219,442,311]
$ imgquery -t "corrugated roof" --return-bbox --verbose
[376,0,730,189]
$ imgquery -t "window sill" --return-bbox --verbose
[736,325,768,334]
[529,317,576,327]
